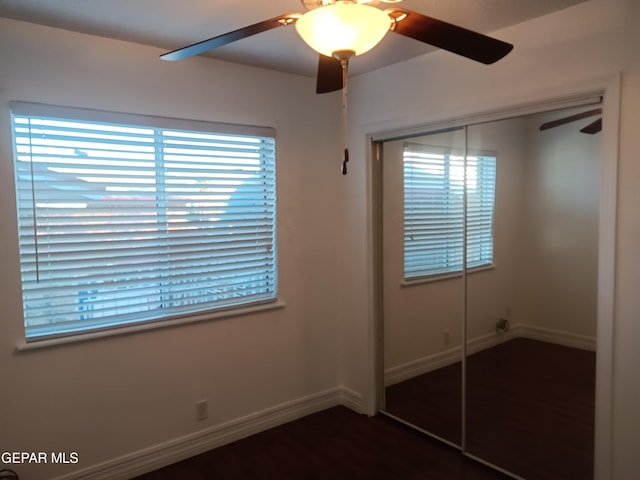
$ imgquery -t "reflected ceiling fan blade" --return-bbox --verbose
[386,7,513,64]
[539,108,602,131]
[160,13,301,61]
[580,117,602,134]
[316,54,343,94]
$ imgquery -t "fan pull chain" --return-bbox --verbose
[341,58,349,175]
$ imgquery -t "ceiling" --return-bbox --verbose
[0,0,588,78]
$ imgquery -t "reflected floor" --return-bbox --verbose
[385,338,595,480]
[385,361,462,445]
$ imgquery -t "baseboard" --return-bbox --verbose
[385,323,596,385]
[516,324,596,351]
[52,387,363,480]
[337,386,365,413]
[385,330,517,386]
[385,345,463,386]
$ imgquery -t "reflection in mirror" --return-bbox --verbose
[464,107,599,479]
[378,102,600,479]
[381,127,467,446]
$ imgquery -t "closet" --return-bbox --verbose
[375,100,602,479]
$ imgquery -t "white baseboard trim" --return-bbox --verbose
[385,330,517,386]
[516,324,596,351]
[338,386,365,413]
[53,386,364,480]
[385,345,463,386]
[385,323,596,385]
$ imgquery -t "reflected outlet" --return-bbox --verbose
[196,399,208,421]
[443,330,451,345]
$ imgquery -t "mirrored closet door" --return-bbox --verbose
[381,126,467,447]
[378,102,601,479]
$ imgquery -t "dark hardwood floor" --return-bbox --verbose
[385,361,462,445]
[386,338,596,480]
[133,405,510,480]
[466,338,595,480]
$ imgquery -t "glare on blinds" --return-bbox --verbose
[11,103,277,340]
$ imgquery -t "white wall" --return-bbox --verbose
[516,111,599,339]
[465,119,528,343]
[0,17,349,480]
[343,0,640,478]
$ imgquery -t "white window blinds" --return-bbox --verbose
[11,103,277,340]
[403,143,496,280]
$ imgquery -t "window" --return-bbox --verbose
[11,102,277,341]
[403,143,496,280]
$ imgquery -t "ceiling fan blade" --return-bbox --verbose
[539,108,602,131]
[316,55,343,94]
[386,7,513,64]
[580,117,602,134]
[160,13,301,61]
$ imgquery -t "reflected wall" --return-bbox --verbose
[382,127,466,446]
[465,111,599,479]
[379,104,600,479]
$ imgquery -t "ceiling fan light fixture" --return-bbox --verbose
[295,2,391,58]
[301,0,381,10]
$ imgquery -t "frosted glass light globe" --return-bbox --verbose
[295,3,391,57]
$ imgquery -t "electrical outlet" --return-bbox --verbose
[496,318,510,333]
[195,399,208,421]
[443,330,451,345]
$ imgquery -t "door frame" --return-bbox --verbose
[368,74,620,480]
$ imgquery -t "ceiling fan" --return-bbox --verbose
[539,108,602,134]
[161,0,513,174]
[160,0,514,94]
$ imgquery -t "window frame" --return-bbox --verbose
[10,102,280,344]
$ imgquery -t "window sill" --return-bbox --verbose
[402,264,496,287]
[15,299,286,352]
